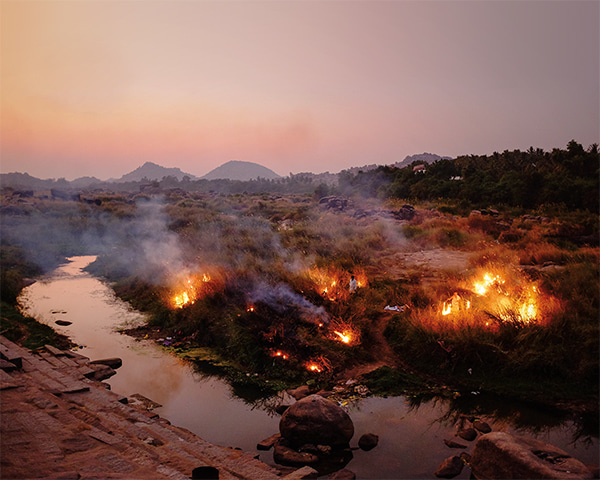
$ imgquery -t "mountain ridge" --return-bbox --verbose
[201,160,281,181]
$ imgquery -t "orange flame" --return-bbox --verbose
[438,268,551,328]
[333,330,351,344]
[169,268,223,309]
[304,355,331,373]
[271,350,289,360]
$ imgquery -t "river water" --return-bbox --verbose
[18,256,598,479]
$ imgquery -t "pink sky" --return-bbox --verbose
[1,1,598,180]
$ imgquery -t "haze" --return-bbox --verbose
[1,0,598,181]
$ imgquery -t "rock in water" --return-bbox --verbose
[358,433,379,451]
[470,432,593,479]
[279,395,354,448]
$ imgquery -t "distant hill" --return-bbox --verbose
[0,172,56,189]
[201,161,281,181]
[70,176,102,188]
[394,153,452,168]
[115,162,197,183]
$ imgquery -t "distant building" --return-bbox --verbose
[413,164,427,173]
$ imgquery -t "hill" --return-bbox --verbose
[394,152,452,168]
[115,162,197,183]
[201,161,281,181]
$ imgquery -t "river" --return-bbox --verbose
[17,256,598,479]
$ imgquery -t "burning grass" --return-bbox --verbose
[414,265,561,333]
[168,269,225,309]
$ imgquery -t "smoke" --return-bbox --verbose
[247,281,330,326]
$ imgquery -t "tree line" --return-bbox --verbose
[338,140,599,212]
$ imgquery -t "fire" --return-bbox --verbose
[473,273,505,296]
[329,318,360,345]
[305,266,368,301]
[333,331,351,344]
[174,291,193,309]
[169,268,221,309]
[436,268,555,329]
[271,350,289,360]
[304,355,331,373]
[247,305,255,312]
[306,362,322,372]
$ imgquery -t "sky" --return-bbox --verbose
[1,0,598,181]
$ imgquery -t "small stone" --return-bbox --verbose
[473,419,492,433]
[358,433,379,451]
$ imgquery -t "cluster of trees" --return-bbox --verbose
[339,141,599,212]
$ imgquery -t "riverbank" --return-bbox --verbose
[0,335,315,480]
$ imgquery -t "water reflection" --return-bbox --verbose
[17,256,599,479]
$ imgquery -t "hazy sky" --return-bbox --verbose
[1,1,598,180]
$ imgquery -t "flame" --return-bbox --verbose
[304,355,331,373]
[169,268,223,309]
[473,273,505,296]
[305,267,368,301]
[333,330,351,344]
[271,350,289,360]
[174,291,193,308]
[435,268,554,329]
[306,362,322,373]
[247,305,255,312]
[329,318,360,345]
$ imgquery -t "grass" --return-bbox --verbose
[1,192,597,410]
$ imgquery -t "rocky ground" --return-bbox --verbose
[0,335,317,480]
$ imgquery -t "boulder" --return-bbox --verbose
[435,455,464,478]
[279,395,354,448]
[470,432,593,479]
[357,433,378,451]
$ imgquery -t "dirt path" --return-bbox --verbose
[338,248,472,382]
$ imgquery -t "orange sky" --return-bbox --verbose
[1,1,598,180]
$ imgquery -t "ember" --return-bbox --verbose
[271,350,289,360]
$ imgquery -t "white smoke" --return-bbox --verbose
[247,281,330,326]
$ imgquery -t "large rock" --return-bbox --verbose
[470,432,593,479]
[279,395,354,448]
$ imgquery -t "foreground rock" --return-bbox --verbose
[0,336,303,480]
[470,432,593,479]
[280,394,354,448]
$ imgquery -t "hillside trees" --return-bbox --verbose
[344,141,598,212]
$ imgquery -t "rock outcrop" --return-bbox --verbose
[470,432,593,479]
[0,335,306,480]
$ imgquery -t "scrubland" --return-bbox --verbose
[3,188,596,415]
